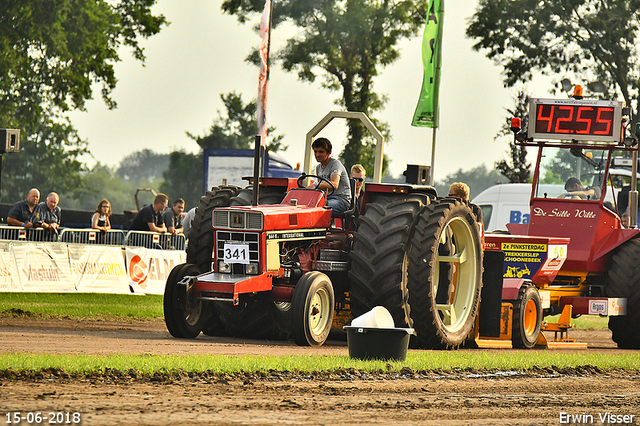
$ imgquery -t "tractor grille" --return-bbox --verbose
[213,210,263,230]
[216,231,260,275]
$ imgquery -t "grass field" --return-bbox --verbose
[0,292,163,320]
[1,293,635,374]
[1,351,639,375]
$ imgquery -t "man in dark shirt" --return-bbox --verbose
[129,193,169,232]
[162,198,185,235]
[30,192,62,234]
[7,188,40,228]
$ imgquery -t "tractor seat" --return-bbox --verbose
[333,178,357,223]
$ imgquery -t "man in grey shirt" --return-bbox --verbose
[311,137,351,216]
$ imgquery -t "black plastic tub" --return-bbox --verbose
[344,326,415,361]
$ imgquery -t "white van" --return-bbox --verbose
[473,183,570,232]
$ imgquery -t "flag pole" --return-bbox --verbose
[411,0,444,185]
[430,0,444,185]
[257,0,272,176]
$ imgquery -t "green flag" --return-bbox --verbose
[411,0,443,128]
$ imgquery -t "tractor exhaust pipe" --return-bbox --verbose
[252,135,261,206]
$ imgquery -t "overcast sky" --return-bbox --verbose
[68,0,538,183]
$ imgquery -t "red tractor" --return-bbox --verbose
[164,112,485,348]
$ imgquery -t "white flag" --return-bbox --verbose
[257,0,271,146]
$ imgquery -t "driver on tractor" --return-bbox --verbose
[309,137,352,217]
[559,177,601,200]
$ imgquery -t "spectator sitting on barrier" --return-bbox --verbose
[129,193,168,233]
[30,192,61,234]
[163,198,185,236]
[182,207,197,238]
[7,188,40,228]
[91,199,112,233]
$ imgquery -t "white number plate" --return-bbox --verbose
[223,243,250,264]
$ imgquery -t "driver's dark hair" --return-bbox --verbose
[565,177,581,191]
[312,137,332,153]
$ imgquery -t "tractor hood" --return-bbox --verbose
[212,204,332,232]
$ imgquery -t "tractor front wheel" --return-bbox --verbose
[163,263,208,339]
[511,283,542,349]
[292,272,335,346]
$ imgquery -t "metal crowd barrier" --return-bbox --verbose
[0,225,59,242]
[59,229,125,246]
[125,231,186,250]
[0,225,185,250]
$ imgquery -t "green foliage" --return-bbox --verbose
[116,149,170,187]
[60,163,143,214]
[0,0,167,203]
[0,0,167,115]
[160,150,204,209]
[467,0,640,120]
[434,164,509,200]
[222,0,427,168]
[495,90,532,183]
[1,114,89,203]
[189,92,286,152]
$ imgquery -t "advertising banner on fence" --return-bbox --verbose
[0,242,21,291]
[12,243,75,292]
[125,247,186,295]
[69,245,129,293]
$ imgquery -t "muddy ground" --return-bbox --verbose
[1,316,639,425]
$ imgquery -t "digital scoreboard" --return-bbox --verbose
[528,98,623,143]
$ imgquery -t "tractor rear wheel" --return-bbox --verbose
[230,186,286,206]
[511,283,542,349]
[407,199,483,349]
[185,186,239,336]
[187,186,240,271]
[348,194,430,328]
[606,237,640,349]
[215,186,290,340]
[292,272,335,346]
[163,263,209,339]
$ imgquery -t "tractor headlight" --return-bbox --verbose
[245,262,260,275]
[218,261,232,274]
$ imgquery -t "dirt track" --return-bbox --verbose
[1,316,639,425]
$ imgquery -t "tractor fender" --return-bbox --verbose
[502,278,530,301]
[591,228,640,262]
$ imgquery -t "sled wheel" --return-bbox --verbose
[511,284,542,349]
[292,272,335,346]
[407,199,483,349]
[163,263,208,339]
[607,237,640,349]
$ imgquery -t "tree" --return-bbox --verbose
[434,164,508,200]
[467,0,640,120]
[160,150,203,210]
[60,163,139,214]
[495,90,532,183]
[116,149,170,187]
[188,92,286,152]
[0,114,89,203]
[222,0,428,167]
[0,0,167,202]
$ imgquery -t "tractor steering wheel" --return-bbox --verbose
[297,173,336,196]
